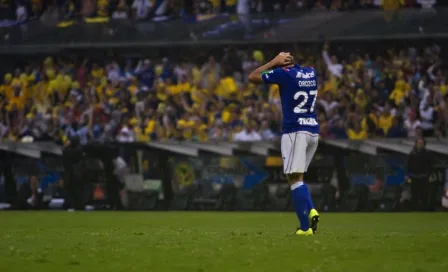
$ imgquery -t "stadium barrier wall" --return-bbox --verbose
[0,141,447,211]
[2,9,448,53]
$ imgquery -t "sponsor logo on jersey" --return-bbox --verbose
[298,80,316,87]
[298,118,318,126]
[296,71,315,79]
[263,70,274,79]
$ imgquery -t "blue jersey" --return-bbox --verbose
[262,64,319,134]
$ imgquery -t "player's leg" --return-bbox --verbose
[304,134,320,233]
[282,133,312,236]
[288,173,313,236]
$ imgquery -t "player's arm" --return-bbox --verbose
[248,53,293,85]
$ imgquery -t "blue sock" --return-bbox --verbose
[291,181,310,231]
[303,182,315,210]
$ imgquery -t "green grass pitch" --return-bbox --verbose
[1,212,448,272]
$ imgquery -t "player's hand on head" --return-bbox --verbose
[273,52,293,67]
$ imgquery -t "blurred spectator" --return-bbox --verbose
[15,1,27,22]
[117,124,135,142]
[419,94,435,136]
[260,120,277,140]
[386,116,407,138]
[319,92,339,116]
[201,56,221,90]
[16,176,44,210]
[61,1,76,19]
[347,121,367,140]
[404,110,421,138]
[378,106,394,136]
[132,0,153,19]
[113,155,129,184]
[233,121,261,141]
[417,0,437,9]
[97,0,110,17]
[82,0,96,17]
[407,138,432,211]
[322,45,343,78]
[113,0,130,19]
[48,179,68,209]
[195,0,213,14]
[330,119,348,139]
[52,179,67,200]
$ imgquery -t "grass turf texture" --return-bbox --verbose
[1,212,447,272]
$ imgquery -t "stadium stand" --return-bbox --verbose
[0,0,445,27]
[0,41,447,143]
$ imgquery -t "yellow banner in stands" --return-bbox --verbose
[196,14,217,21]
[265,156,282,167]
[57,20,75,28]
[84,17,109,24]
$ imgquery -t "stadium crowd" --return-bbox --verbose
[0,42,447,143]
[0,0,442,24]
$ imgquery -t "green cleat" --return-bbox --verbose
[309,208,320,234]
[295,228,314,236]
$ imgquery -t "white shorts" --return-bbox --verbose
[281,132,319,174]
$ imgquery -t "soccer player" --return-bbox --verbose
[248,52,320,236]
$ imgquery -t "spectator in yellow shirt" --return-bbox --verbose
[215,76,237,99]
[268,84,280,103]
[91,63,104,78]
[11,70,21,88]
[155,80,168,102]
[8,85,25,111]
[378,108,394,136]
[165,78,179,96]
[201,56,220,90]
[361,108,378,137]
[221,104,238,124]
[180,125,193,141]
[191,82,207,104]
[389,73,409,105]
[177,76,192,94]
[128,77,139,95]
[0,73,12,98]
[97,0,109,17]
[144,117,157,136]
[177,112,195,130]
[347,122,367,140]
[194,124,209,142]
[389,87,406,106]
[394,73,408,90]
[192,65,201,85]
[354,89,368,112]
[381,0,403,11]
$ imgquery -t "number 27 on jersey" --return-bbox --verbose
[294,90,317,113]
